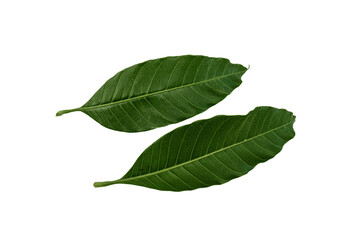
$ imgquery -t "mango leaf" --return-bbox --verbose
[56,55,247,132]
[94,107,296,191]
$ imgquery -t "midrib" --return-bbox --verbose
[118,121,294,183]
[81,70,245,111]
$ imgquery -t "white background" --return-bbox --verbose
[1,0,359,239]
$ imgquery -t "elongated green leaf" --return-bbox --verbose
[56,55,247,132]
[94,107,296,191]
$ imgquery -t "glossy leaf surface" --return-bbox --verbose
[94,107,296,191]
[56,55,247,132]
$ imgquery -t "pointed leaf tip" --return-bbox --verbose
[57,55,247,132]
[95,106,296,191]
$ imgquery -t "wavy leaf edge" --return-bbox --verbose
[56,55,248,117]
[94,106,296,191]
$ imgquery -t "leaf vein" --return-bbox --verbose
[119,121,294,183]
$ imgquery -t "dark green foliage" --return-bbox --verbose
[56,55,247,132]
[94,107,296,191]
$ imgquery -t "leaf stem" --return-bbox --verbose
[94,180,121,188]
[56,108,82,116]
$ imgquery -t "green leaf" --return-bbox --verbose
[94,107,296,191]
[56,55,247,132]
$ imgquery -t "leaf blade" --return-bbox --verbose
[56,55,247,132]
[94,106,296,191]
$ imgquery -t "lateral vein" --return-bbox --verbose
[117,121,294,184]
[79,70,246,112]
